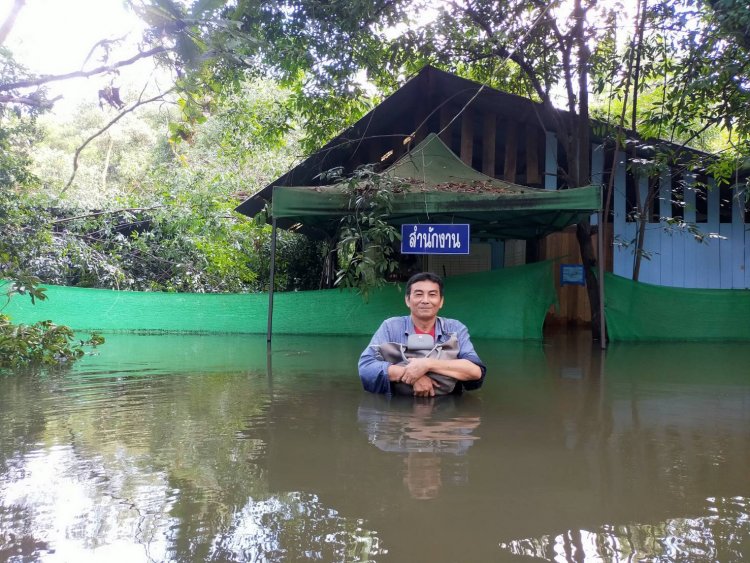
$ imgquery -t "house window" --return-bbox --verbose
[671,173,685,220]
[625,165,638,222]
[719,183,734,224]
[694,175,708,223]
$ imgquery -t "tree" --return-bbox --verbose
[642,0,750,179]
[106,1,644,336]
[4,0,749,332]
[367,0,618,338]
[588,0,750,282]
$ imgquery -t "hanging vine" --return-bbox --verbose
[334,167,405,300]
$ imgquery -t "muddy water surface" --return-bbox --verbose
[1,332,749,562]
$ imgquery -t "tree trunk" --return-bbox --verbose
[101,136,113,192]
[572,0,602,340]
[0,0,25,45]
[576,218,602,339]
[632,176,658,281]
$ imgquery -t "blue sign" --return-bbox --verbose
[560,264,586,286]
[401,224,470,255]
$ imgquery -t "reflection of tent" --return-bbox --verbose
[271,133,600,240]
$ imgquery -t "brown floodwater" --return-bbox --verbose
[1,331,749,562]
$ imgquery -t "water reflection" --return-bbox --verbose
[357,395,481,499]
[500,496,750,562]
[0,335,376,562]
[212,492,383,561]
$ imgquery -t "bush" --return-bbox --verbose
[0,314,104,368]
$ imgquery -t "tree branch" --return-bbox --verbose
[0,46,170,92]
[61,88,176,195]
[51,206,164,224]
[0,93,61,108]
[0,0,24,45]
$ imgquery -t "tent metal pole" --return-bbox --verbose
[267,217,277,343]
[598,209,606,349]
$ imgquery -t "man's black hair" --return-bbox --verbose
[405,272,444,296]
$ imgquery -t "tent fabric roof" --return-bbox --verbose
[272,133,601,240]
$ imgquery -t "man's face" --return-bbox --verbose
[405,280,444,323]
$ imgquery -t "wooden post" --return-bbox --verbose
[460,108,474,165]
[525,125,540,185]
[503,121,518,183]
[482,114,496,177]
[267,217,277,343]
[598,209,606,348]
[544,131,558,190]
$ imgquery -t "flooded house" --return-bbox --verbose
[236,65,750,337]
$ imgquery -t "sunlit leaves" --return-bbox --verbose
[638,0,750,157]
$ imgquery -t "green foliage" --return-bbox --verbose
[288,85,376,155]
[119,0,409,154]
[0,187,51,280]
[1,275,48,307]
[0,277,103,369]
[0,46,52,117]
[1,194,323,295]
[8,76,324,294]
[32,100,164,206]
[0,314,104,368]
[632,1,750,164]
[335,167,403,299]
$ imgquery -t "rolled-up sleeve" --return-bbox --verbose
[358,320,396,394]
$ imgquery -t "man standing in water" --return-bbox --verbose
[358,272,486,396]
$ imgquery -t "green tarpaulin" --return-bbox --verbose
[2,262,556,339]
[605,273,750,341]
[272,133,601,239]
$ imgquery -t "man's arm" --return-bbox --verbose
[358,319,405,394]
[399,357,481,385]
[400,320,486,388]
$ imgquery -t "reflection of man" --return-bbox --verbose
[357,394,482,499]
[358,272,486,396]
[404,453,442,500]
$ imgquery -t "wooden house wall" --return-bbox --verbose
[611,164,749,290]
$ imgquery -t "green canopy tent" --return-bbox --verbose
[271,133,601,239]
[264,133,602,340]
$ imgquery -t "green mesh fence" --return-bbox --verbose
[3,261,556,339]
[605,273,750,341]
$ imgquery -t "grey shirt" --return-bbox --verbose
[357,316,486,394]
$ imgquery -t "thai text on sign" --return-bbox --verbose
[401,224,470,255]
